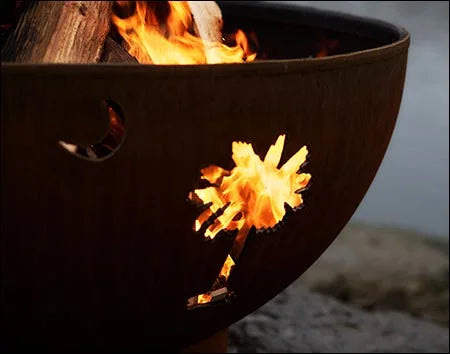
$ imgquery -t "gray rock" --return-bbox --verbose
[299,224,449,326]
[228,285,449,353]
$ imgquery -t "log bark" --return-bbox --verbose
[1,1,112,63]
[100,36,138,64]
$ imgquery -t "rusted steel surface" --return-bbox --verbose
[1,3,409,352]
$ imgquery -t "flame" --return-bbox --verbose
[58,104,124,158]
[187,135,310,308]
[219,254,235,279]
[316,48,328,58]
[197,293,212,304]
[111,1,256,64]
[189,135,311,246]
[316,37,339,58]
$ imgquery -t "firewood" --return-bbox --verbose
[210,287,228,302]
[100,36,138,64]
[188,1,223,44]
[1,1,112,63]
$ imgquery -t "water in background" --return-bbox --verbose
[265,1,449,238]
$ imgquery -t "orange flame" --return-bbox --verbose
[316,48,328,58]
[316,37,339,58]
[219,254,235,279]
[111,1,256,64]
[188,135,310,307]
[190,135,311,244]
[197,293,212,304]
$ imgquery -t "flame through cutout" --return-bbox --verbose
[187,134,311,308]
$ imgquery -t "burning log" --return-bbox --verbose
[188,1,223,43]
[111,1,255,64]
[100,36,138,64]
[1,1,112,63]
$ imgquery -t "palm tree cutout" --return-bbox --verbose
[187,134,311,309]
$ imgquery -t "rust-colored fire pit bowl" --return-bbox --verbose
[1,1,409,352]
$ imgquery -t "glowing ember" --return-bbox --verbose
[187,135,311,308]
[197,293,212,304]
[111,1,256,64]
[316,37,339,58]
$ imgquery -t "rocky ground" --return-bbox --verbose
[228,224,449,353]
[300,224,449,326]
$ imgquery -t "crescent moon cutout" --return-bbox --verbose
[59,100,126,161]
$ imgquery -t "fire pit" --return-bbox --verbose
[1,1,409,352]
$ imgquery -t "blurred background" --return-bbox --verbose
[229,2,449,352]
[278,1,449,239]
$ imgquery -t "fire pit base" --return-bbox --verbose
[182,328,229,353]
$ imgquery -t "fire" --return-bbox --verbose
[316,37,339,58]
[197,293,212,304]
[190,134,311,246]
[219,254,235,279]
[187,135,310,308]
[59,103,124,158]
[111,1,256,64]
